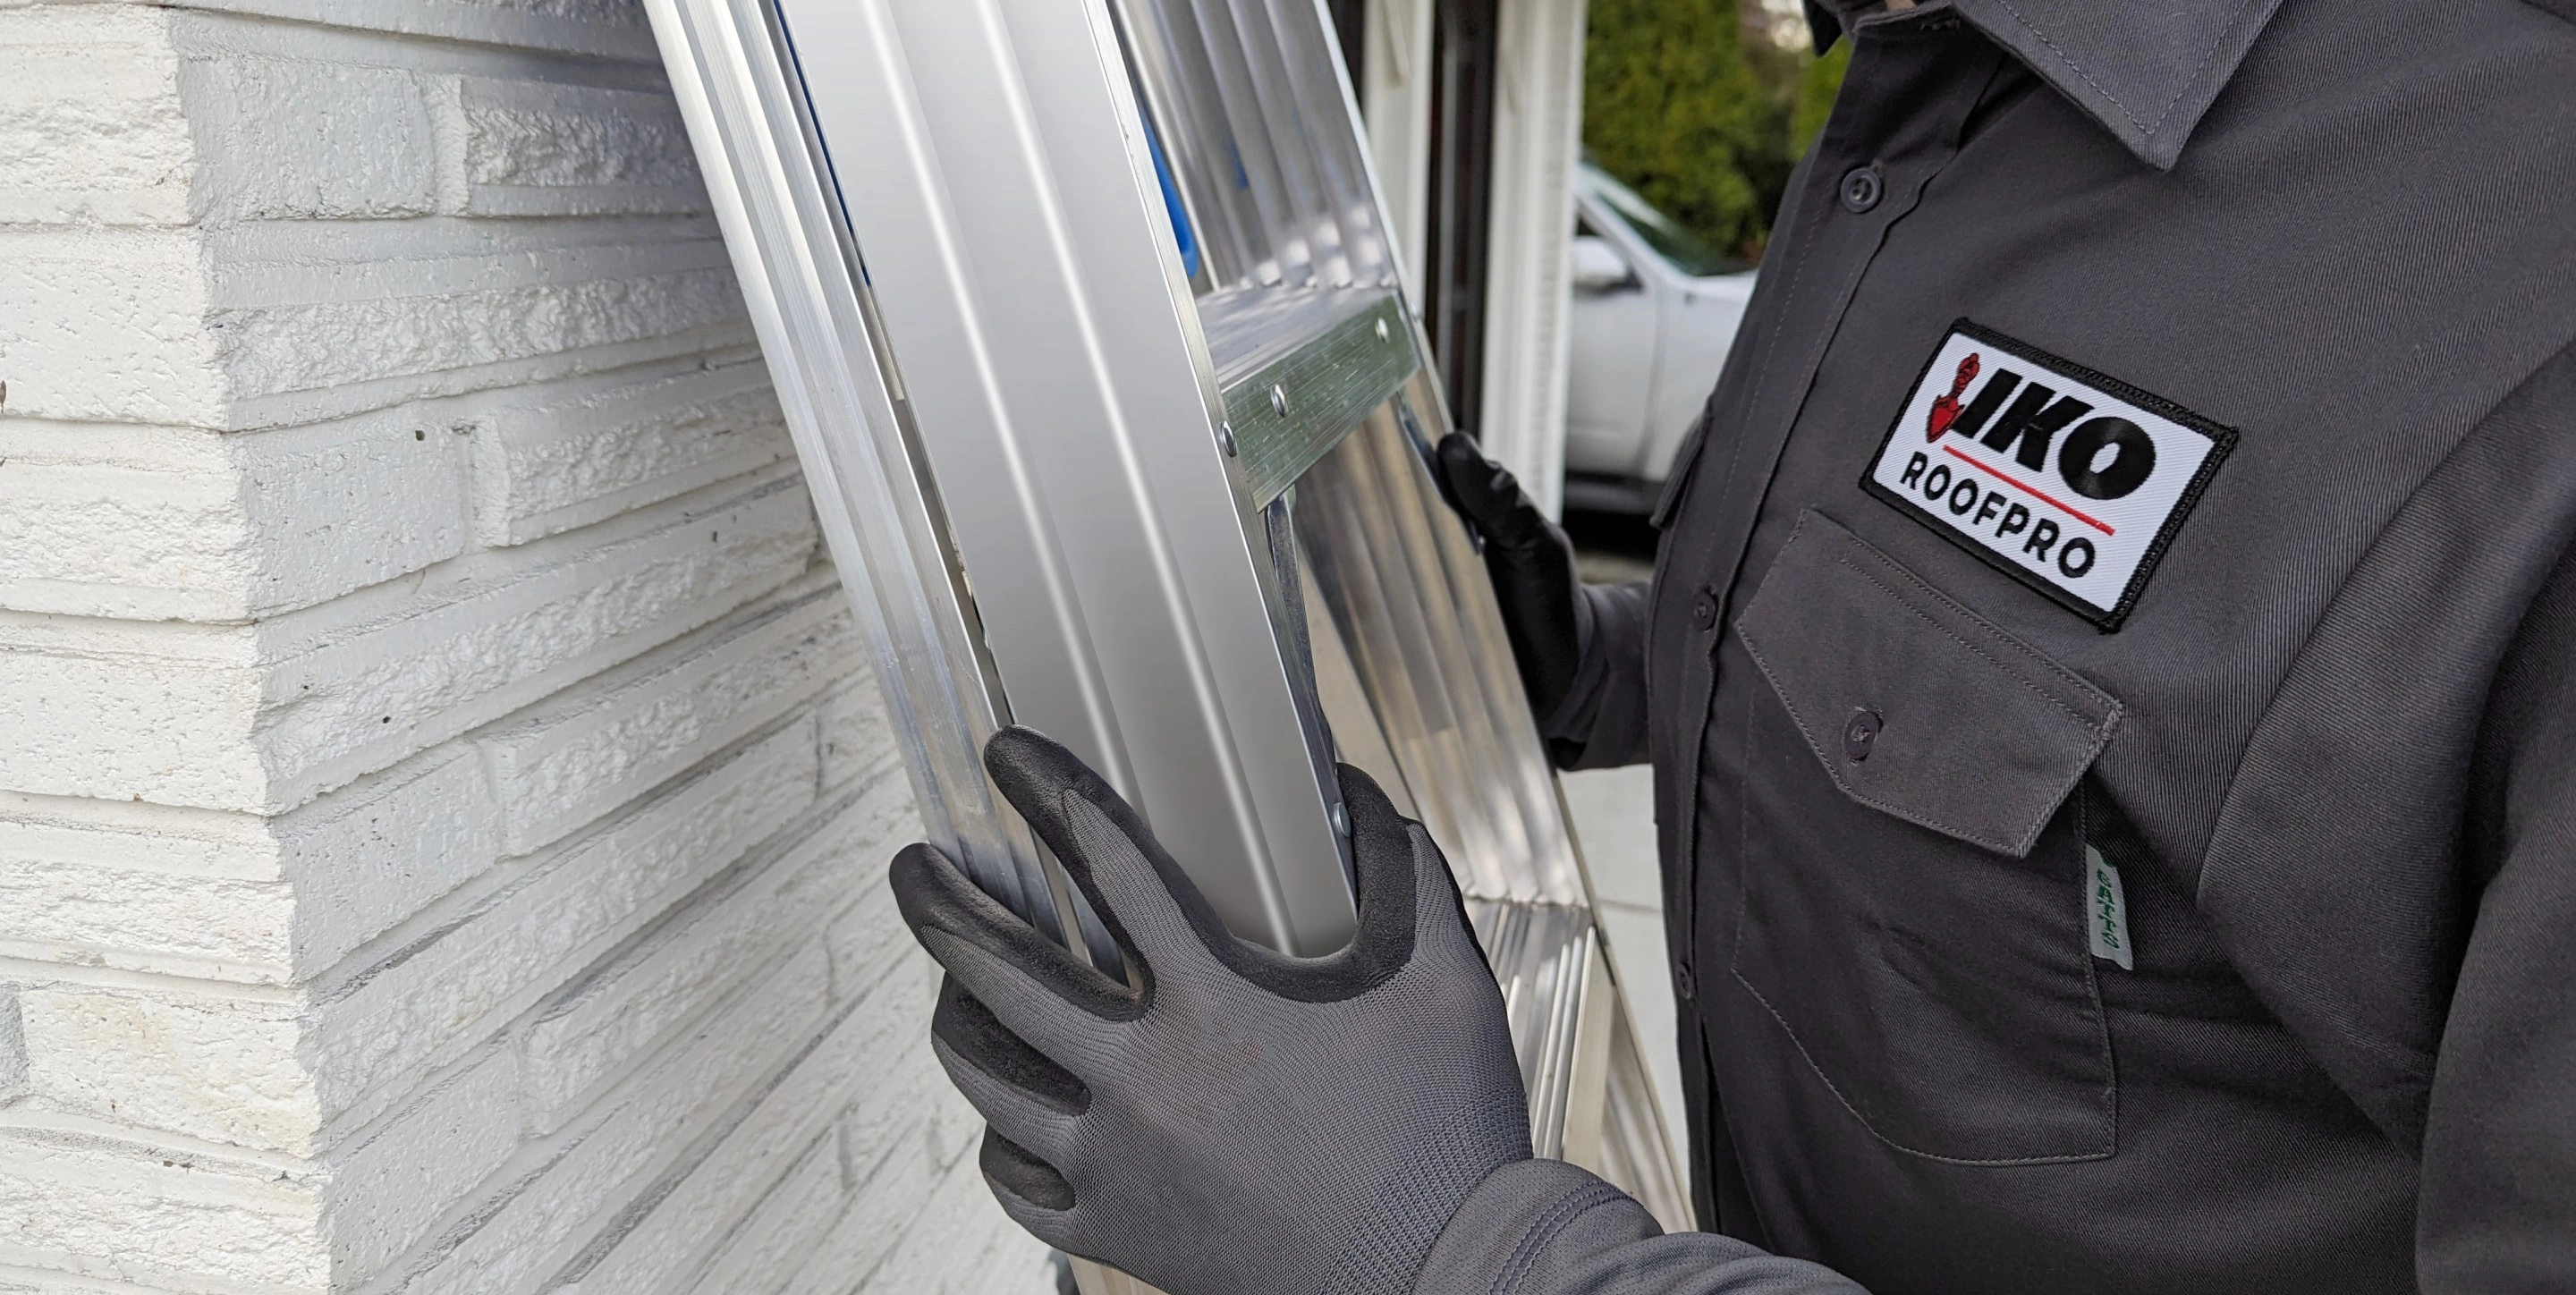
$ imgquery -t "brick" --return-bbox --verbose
[207,234,743,410]
[0,411,469,622]
[0,989,23,1103]
[0,458,250,622]
[837,1020,941,1182]
[0,472,815,815]
[833,969,963,1185]
[684,1130,850,1295]
[325,1049,520,1279]
[860,1151,1048,1295]
[787,1052,1045,1295]
[0,229,225,427]
[0,7,193,227]
[20,986,318,1155]
[152,0,660,62]
[233,410,473,616]
[470,357,791,546]
[0,759,496,986]
[456,77,704,217]
[278,748,501,978]
[783,1129,936,1295]
[824,887,908,1009]
[0,1128,324,1291]
[257,471,815,812]
[480,577,854,855]
[562,958,934,1295]
[513,791,867,1134]
[0,614,261,810]
[182,55,438,221]
[0,835,292,981]
[0,790,277,882]
[6,216,747,430]
[385,946,831,1295]
[0,792,292,980]
[307,718,820,1126]
[0,6,1004,1290]
[0,58,740,427]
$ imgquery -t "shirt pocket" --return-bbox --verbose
[1728,509,2123,1164]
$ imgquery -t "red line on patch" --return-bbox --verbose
[1941,445,2116,537]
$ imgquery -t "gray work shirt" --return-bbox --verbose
[1411,0,2576,1291]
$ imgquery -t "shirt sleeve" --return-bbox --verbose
[1538,581,1655,771]
[1413,1160,1867,1295]
[2415,533,2576,1292]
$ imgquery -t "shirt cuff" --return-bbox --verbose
[1539,581,1652,769]
[1412,1159,1638,1295]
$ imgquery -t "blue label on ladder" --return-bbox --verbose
[1142,113,1200,281]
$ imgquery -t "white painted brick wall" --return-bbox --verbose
[0,3,1043,1291]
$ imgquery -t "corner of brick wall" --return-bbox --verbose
[0,2,1042,1290]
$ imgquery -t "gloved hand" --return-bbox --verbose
[890,726,1531,1295]
[1434,433,1591,721]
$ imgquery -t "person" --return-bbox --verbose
[889,0,2576,1291]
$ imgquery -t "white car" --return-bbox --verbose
[1562,163,1758,513]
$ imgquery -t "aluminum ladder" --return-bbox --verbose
[638,0,1694,1286]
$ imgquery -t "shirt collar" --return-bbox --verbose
[1805,0,2285,170]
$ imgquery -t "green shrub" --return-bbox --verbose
[1582,1,1849,261]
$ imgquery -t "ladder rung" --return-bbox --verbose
[1466,897,1600,1161]
[1200,284,1419,506]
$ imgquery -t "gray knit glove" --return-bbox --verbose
[890,726,1532,1295]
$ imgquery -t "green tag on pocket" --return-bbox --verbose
[2085,845,2133,970]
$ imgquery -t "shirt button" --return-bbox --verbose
[1844,708,1882,761]
[1839,165,1884,214]
[1690,589,1718,631]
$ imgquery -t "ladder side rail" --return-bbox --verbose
[775,0,1362,955]
[1259,0,1398,287]
[1208,0,1356,285]
[641,0,1068,931]
[1147,0,1325,289]
[1113,0,1272,292]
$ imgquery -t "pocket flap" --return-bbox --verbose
[1734,511,2122,857]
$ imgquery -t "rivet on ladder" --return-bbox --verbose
[1269,384,1290,418]
[1330,803,1350,837]
[1217,420,1239,457]
[1374,317,1389,343]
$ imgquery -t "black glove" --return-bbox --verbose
[890,726,1531,1295]
[1435,433,1591,721]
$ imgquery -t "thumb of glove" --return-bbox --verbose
[1434,433,1589,721]
[1436,432,1553,551]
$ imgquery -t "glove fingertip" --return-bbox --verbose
[981,1127,1078,1213]
[982,728,1153,868]
[981,725,1094,808]
[979,726,1218,972]
[1440,431,1508,487]
[888,841,972,932]
[934,974,1092,1115]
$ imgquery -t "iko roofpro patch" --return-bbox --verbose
[1862,320,2236,631]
